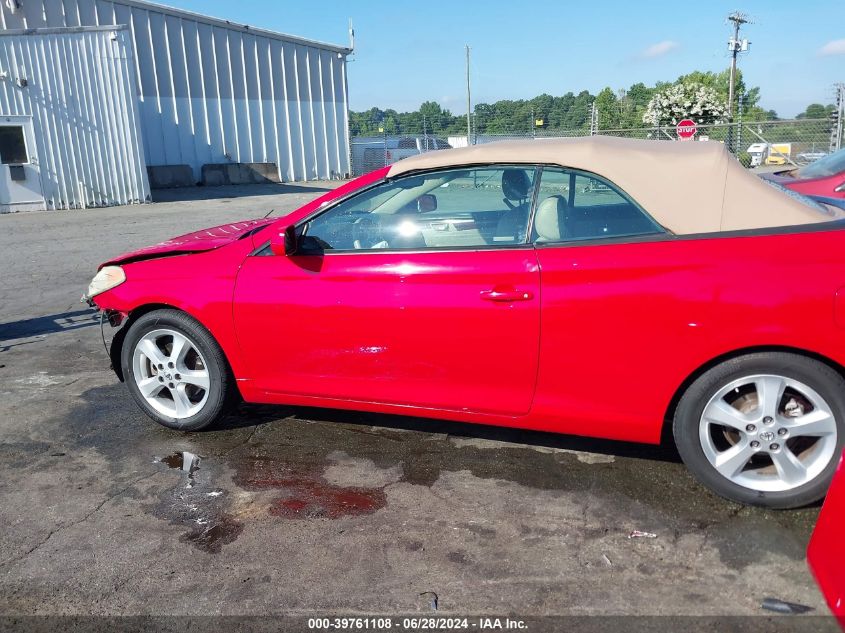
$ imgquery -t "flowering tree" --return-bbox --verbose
[642,82,730,126]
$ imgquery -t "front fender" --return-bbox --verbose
[91,240,254,381]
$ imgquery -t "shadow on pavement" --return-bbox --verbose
[219,401,683,464]
[151,183,335,203]
[0,309,98,351]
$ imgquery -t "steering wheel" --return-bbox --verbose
[351,215,386,249]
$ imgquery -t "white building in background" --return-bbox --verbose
[0,0,351,211]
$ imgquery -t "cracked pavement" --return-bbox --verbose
[0,185,836,627]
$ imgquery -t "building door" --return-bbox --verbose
[0,116,45,212]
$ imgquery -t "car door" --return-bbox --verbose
[527,166,682,442]
[233,165,541,416]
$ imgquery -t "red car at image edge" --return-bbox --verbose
[85,136,845,510]
[762,147,845,199]
[808,449,845,626]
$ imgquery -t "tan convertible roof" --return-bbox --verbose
[387,136,830,234]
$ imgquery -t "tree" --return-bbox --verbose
[642,82,730,126]
[797,103,834,120]
[594,87,620,129]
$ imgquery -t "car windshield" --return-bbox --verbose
[796,148,845,179]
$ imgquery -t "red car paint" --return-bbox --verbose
[808,450,845,626]
[93,166,845,445]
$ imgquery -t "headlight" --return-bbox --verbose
[86,266,126,299]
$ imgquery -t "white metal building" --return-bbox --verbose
[0,0,351,210]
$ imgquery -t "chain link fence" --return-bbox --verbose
[350,118,838,176]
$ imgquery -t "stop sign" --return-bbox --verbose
[676,119,697,140]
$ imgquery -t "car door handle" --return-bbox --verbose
[480,288,534,302]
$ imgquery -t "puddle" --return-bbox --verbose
[159,451,201,486]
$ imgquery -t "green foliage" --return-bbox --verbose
[736,152,752,168]
[796,103,835,119]
[348,69,818,137]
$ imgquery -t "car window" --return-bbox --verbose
[302,166,537,252]
[532,167,664,243]
[797,148,845,179]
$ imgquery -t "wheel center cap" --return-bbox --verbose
[759,431,775,442]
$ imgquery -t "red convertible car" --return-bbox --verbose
[86,136,845,509]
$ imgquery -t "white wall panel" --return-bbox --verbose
[0,27,149,209]
[1,0,351,181]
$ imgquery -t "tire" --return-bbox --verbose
[121,309,233,431]
[673,352,845,509]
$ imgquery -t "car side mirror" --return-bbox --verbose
[270,225,298,256]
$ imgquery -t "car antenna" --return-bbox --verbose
[264,208,275,218]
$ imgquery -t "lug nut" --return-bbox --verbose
[158,376,164,383]
[746,424,756,432]
[168,382,175,389]
[778,428,788,436]
[770,443,780,451]
[175,374,181,381]
[750,440,761,448]
[763,416,774,425]
[168,362,175,369]
[158,363,164,370]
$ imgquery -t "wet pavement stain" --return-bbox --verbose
[234,457,387,520]
[179,514,244,554]
[50,385,824,564]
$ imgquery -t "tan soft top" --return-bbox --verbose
[387,136,829,234]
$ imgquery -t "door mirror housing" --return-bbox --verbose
[270,225,298,256]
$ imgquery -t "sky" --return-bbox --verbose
[161,0,843,118]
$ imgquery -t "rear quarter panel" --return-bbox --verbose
[532,228,845,443]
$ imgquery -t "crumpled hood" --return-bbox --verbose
[101,218,274,267]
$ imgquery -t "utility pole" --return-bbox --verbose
[727,12,750,120]
[831,83,845,154]
[465,45,472,145]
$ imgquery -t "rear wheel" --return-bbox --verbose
[674,352,844,508]
[121,309,232,431]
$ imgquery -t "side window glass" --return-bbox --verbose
[532,167,663,243]
[303,166,537,252]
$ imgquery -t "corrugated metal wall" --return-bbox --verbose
[0,26,149,209]
[0,0,351,182]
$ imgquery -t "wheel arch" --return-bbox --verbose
[661,345,845,443]
[109,303,235,387]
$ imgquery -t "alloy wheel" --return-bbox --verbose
[132,328,211,419]
[699,374,838,492]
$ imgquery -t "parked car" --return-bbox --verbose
[796,151,828,165]
[808,449,845,627]
[85,136,845,509]
[762,146,845,199]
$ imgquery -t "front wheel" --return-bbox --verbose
[121,309,233,431]
[673,352,845,509]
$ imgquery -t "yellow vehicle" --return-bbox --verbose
[765,143,793,165]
